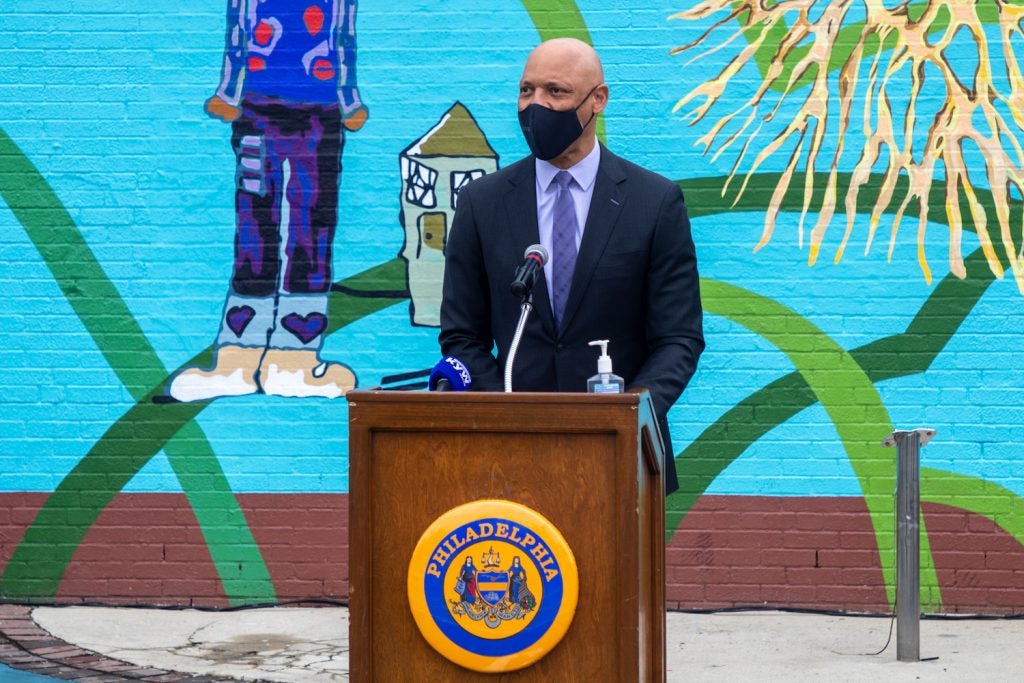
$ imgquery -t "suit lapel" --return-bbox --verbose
[559,146,627,335]
[502,159,555,332]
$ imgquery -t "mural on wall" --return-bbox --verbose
[674,0,1024,289]
[669,0,1024,611]
[168,0,369,402]
[399,102,499,327]
[1,0,1023,614]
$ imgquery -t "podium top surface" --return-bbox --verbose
[346,389,662,457]
[347,389,649,407]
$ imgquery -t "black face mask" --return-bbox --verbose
[518,87,598,161]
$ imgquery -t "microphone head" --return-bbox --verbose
[523,243,549,266]
[428,356,473,391]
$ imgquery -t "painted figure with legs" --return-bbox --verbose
[169,0,367,401]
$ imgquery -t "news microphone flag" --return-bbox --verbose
[428,356,473,391]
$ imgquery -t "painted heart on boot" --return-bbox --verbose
[225,305,256,337]
[281,312,327,344]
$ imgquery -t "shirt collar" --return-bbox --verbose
[536,142,601,192]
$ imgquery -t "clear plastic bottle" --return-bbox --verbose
[586,339,625,393]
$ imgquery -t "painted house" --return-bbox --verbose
[399,102,499,326]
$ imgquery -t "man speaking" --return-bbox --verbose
[439,38,704,493]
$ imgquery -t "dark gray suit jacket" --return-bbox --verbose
[439,146,704,493]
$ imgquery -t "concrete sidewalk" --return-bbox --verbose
[3,605,1023,681]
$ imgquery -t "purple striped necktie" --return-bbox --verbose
[551,170,579,332]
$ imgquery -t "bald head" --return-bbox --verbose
[518,38,608,167]
[525,38,604,86]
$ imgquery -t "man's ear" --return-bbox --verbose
[592,84,609,115]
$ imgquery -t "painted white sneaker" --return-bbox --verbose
[259,349,357,399]
[167,344,262,402]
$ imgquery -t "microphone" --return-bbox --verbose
[429,356,473,391]
[510,244,549,298]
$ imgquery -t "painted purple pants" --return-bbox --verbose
[230,96,343,297]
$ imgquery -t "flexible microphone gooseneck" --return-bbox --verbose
[505,245,548,392]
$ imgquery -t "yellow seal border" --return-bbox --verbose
[407,499,579,673]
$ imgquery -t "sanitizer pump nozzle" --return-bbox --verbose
[587,339,625,393]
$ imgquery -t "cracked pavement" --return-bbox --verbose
[32,607,349,682]
[4,605,1024,681]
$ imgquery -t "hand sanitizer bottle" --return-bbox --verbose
[587,339,625,393]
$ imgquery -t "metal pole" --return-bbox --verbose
[881,428,934,663]
[895,431,921,662]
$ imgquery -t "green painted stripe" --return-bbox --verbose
[0,131,166,397]
[0,129,274,604]
[521,0,590,42]
[698,278,940,608]
[0,270,401,604]
[668,171,1004,605]
[669,245,995,520]
[2,398,198,599]
[520,0,606,143]
[922,469,1024,549]
[670,168,1004,527]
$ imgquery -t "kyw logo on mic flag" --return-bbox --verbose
[428,356,472,391]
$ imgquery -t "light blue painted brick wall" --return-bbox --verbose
[1,0,1022,520]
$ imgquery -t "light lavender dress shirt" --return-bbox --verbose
[534,142,601,307]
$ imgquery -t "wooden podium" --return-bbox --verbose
[347,390,666,681]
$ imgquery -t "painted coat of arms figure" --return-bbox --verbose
[451,547,536,629]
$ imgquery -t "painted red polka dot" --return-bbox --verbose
[248,56,266,72]
[311,58,335,80]
[253,20,274,46]
[304,5,324,36]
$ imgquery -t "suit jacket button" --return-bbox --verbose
[556,343,564,352]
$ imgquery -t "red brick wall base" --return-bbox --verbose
[671,496,1024,614]
[2,493,1022,614]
